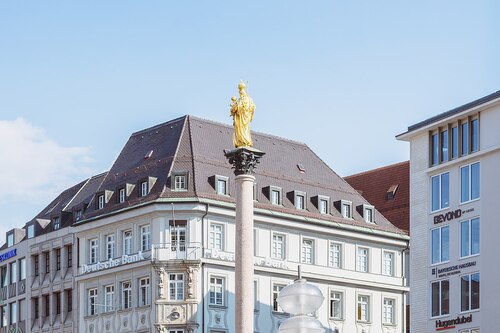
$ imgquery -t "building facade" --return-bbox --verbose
[398,90,500,333]
[2,115,409,333]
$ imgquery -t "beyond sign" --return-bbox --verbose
[436,314,472,331]
[80,251,145,274]
[434,208,474,224]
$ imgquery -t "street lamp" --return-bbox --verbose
[277,267,325,333]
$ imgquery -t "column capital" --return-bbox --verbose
[224,147,265,176]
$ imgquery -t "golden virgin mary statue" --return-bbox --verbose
[230,82,255,147]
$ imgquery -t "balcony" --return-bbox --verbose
[151,242,202,262]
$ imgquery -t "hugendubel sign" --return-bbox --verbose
[435,314,472,331]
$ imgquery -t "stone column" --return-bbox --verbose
[225,147,264,333]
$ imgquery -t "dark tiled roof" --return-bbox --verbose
[344,161,409,233]
[400,90,500,136]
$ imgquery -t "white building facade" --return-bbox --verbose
[398,90,500,333]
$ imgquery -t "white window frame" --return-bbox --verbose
[215,175,229,196]
[340,200,352,219]
[53,217,60,230]
[382,298,396,325]
[121,281,132,310]
[270,186,282,206]
[272,283,286,312]
[169,273,185,301]
[119,188,126,203]
[431,225,449,265]
[329,290,344,320]
[431,172,450,212]
[318,195,330,215]
[27,225,35,239]
[209,223,224,250]
[89,238,98,264]
[460,217,480,258]
[19,258,26,280]
[301,238,314,264]
[141,225,151,251]
[9,262,16,284]
[363,204,375,223]
[139,277,151,307]
[357,247,369,272]
[209,276,225,306]
[7,234,14,247]
[141,181,148,197]
[329,242,342,268]
[357,294,370,322]
[173,174,188,191]
[106,234,115,260]
[104,285,114,312]
[123,230,132,255]
[382,251,394,276]
[294,191,306,210]
[271,233,286,260]
[431,279,450,317]
[98,194,105,209]
[88,288,98,316]
[460,162,480,203]
[460,272,480,312]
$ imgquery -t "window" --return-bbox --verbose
[67,245,73,268]
[461,162,480,203]
[431,133,439,165]
[98,194,105,209]
[44,295,50,318]
[431,172,449,211]
[174,174,187,191]
[301,238,314,264]
[141,225,151,251]
[123,230,132,255]
[363,205,374,223]
[139,277,151,306]
[431,226,449,264]
[45,252,50,274]
[122,281,132,309]
[431,279,450,317]
[9,302,16,325]
[216,176,228,195]
[106,234,115,260]
[272,284,286,312]
[169,274,184,301]
[272,233,286,260]
[329,291,343,319]
[209,224,224,250]
[270,187,282,205]
[383,251,394,276]
[89,239,98,264]
[461,218,480,258]
[33,297,39,318]
[170,220,187,253]
[7,234,13,247]
[56,248,61,271]
[55,291,61,315]
[141,181,148,197]
[0,267,6,287]
[341,201,352,219]
[441,130,449,162]
[53,217,60,230]
[88,288,98,315]
[295,191,306,210]
[10,262,16,284]
[75,209,82,220]
[27,225,35,239]
[34,255,39,277]
[357,295,370,322]
[461,122,469,155]
[357,247,369,272]
[105,285,114,312]
[383,298,395,324]
[119,188,126,203]
[319,198,329,215]
[451,126,458,159]
[67,290,73,312]
[0,305,6,327]
[209,276,225,306]
[329,242,342,268]
[461,273,480,312]
[471,119,479,152]
[19,258,26,280]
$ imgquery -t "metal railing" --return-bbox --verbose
[151,242,202,261]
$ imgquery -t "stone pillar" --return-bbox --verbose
[225,147,264,333]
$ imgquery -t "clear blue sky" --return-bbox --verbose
[0,1,499,244]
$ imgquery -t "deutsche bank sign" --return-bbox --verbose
[80,251,145,274]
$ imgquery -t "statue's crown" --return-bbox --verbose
[238,82,246,90]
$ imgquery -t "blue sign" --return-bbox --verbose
[0,249,17,263]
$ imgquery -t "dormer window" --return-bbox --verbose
[215,175,229,196]
[98,194,105,209]
[340,200,352,219]
[293,191,306,210]
[141,181,148,197]
[7,233,14,247]
[270,186,282,205]
[363,205,375,223]
[119,188,126,203]
[27,225,35,239]
[53,217,61,230]
[172,172,188,191]
[313,195,330,215]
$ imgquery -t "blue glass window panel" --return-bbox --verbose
[441,130,448,162]
[471,218,480,255]
[432,229,440,264]
[471,119,479,152]
[451,127,458,158]
[441,226,449,262]
[461,123,469,155]
[432,176,440,211]
[461,166,470,203]
[432,134,439,165]
[441,173,449,208]
[461,221,470,257]
[471,162,480,200]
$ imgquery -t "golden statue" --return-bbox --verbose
[230,82,255,147]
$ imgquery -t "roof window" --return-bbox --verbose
[387,184,399,200]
